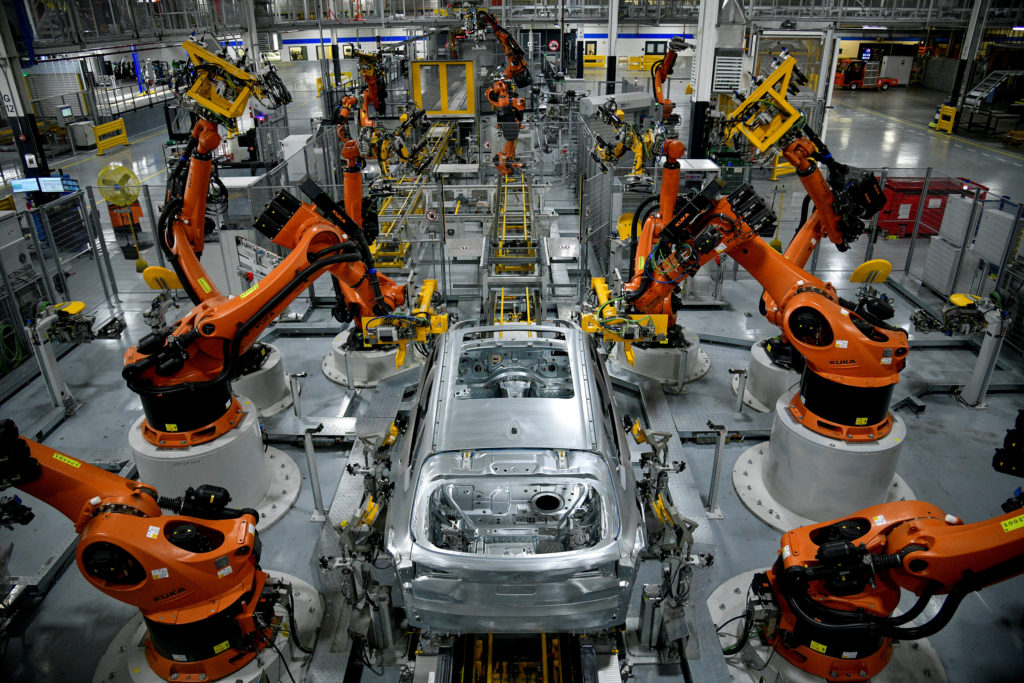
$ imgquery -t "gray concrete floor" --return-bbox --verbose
[2,82,1024,682]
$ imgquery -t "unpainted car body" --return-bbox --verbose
[386,322,646,633]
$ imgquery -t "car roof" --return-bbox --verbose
[426,323,601,454]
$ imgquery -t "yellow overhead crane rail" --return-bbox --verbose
[360,279,448,366]
[579,277,669,365]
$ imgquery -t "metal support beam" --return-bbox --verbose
[952,0,992,115]
[690,0,720,157]
[0,3,50,178]
[606,0,619,94]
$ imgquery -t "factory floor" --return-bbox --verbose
[2,81,1024,682]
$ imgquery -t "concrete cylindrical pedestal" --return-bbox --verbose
[93,571,324,683]
[129,396,299,528]
[610,327,710,393]
[733,389,914,531]
[707,570,947,683]
[232,344,292,416]
[731,340,799,413]
[322,328,421,387]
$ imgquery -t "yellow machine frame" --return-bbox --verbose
[579,277,669,365]
[360,279,448,365]
[182,41,260,126]
[410,61,476,116]
[724,55,803,152]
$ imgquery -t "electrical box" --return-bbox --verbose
[973,206,1017,265]
[0,212,30,275]
[880,56,913,85]
[68,121,96,149]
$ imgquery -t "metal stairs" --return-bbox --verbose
[964,70,1024,108]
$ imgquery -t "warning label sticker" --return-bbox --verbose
[1001,513,1024,533]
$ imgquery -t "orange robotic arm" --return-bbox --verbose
[334,95,359,141]
[126,142,405,447]
[622,140,907,439]
[652,37,690,123]
[355,49,387,114]
[486,79,526,175]
[477,10,533,88]
[0,419,280,682]
[752,500,1024,681]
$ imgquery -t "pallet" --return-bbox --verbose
[1003,130,1024,146]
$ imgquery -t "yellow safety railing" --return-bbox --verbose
[94,118,130,155]
[583,55,606,68]
[628,55,662,71]
[770,153,796,181]
[317,72,353,96]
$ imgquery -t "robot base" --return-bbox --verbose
[610,328,710,393]
[233,344,293,417]
[730,341,799,413]
[93,571,324,683]
[322,328,422,388]
[707,570,947,683]
[733,391,914,532]
[129,397,300,529]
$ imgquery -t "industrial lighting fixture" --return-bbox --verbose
[1013,26,1024,31]
[862,25,888,30]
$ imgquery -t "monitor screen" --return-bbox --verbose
[60,106,73,118]
[38,177,65,193]
[10,178,39,193]
[62,178,80,192]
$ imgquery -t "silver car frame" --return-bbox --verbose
[385,321,646,633]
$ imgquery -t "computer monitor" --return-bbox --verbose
[62,178,80,192]
[60,106,73,118]
[10,178,40,193]
[38,177,65,193]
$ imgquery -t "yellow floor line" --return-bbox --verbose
[837,102,1024,162]
[139,167,168,183]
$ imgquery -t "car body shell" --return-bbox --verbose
[385,321,646,633]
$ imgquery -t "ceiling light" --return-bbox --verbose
[862,25,888,30]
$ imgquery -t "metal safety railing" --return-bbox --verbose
[0,192,123,404]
